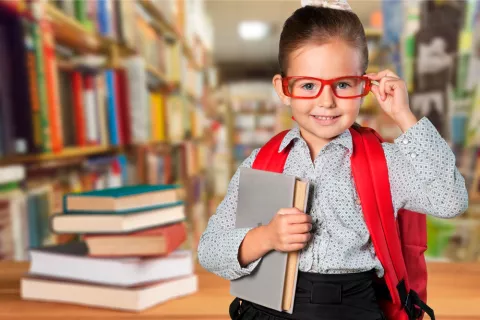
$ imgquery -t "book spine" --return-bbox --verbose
[115,70,131,145]
[113,70,124,145]
[105,70,119,146]
[83,74,99,144]
[24,21,42,152]
[95,73,108,146]
[0,24,15,156]
[31,21,52,153]
[74,0,87,25]
[71,72,86,146]
[96,0,112,37]
[41,20,63,153]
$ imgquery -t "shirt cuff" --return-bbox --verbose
[394,117,439,160]
[227,227,262,279]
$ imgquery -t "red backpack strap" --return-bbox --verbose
[349,127,404,302]
[252,130,291,173]
[350,127,435,320]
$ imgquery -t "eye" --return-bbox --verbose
[301,83,316,90]
[336,82,351,89]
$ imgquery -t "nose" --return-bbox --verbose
[316,84,336,108]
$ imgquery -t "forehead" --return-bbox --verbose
[287,40,363,78]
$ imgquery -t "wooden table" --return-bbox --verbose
[0,262,479,320]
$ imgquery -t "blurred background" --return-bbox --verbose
[0,0,479,297]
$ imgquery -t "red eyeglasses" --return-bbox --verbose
[282,76,372,99]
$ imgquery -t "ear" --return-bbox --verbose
[273,74,291,106]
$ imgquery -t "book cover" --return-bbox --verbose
[230,167,310,314]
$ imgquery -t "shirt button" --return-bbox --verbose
[402,138,409,144]
[410,152,417,159]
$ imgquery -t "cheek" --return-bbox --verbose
[290,100,314,115]
[336,99,361,116]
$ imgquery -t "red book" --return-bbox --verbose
[115,69,131,145]
[84,222,187,257]
[71,72,86,146]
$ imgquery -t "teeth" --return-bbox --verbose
[314,116,336,120]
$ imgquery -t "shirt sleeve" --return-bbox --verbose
[197,148,262,280]
[383,117,469,218]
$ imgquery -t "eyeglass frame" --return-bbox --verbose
[281,75,372,100]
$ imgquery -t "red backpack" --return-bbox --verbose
[251,126,435,320]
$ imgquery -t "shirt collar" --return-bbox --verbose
[278,127,353,155]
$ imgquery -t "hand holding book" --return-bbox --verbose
[265,208,312,252]
[238,208,312,267]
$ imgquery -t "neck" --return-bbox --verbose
[298,127,333,161]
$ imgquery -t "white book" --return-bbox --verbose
[0,165,25,185]
[28,242,194,287]
[21,274,197,312]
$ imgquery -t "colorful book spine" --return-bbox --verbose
[31,21,51,152]
[41,20,63,153]
[97,0,113,37]
[83,74,99,144]
[72,72,86,146]
[105,70,119,146]
[95,73,108,146]
[23,21,42,152]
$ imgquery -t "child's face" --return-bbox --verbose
[273,40,364,146]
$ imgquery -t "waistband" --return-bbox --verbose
[248,270,382,320]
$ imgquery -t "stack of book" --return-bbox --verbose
[20,184,197,312]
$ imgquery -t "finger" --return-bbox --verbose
[366,69,399,80]
[282,243,306,252]
[288,223,312,234]
[285,213,312,224]
[370,85,380,100]
[370,84,381,101]
[384,79,400,97]
[277,207,302,215]
[378,77,399,100]
[288,233,312,244]
[379,77,388,101]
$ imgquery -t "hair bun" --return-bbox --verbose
[301,0,352,11]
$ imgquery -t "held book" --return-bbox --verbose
[230,167,310,314]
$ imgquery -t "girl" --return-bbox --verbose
[198,1,469,319]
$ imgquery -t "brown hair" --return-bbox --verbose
[278,6,368,75]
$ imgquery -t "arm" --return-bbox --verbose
[384,117,469,218]
[197,149,265,280]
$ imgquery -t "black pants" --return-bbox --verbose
[230,270,385,320]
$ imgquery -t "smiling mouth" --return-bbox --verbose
[311,115,341,120]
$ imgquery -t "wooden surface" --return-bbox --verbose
[0,262,479,320]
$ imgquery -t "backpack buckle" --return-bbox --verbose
[397,280,435,320]
[403,291,422,319]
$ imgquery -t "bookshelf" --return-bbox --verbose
[136,0,203,71]
[0,145,122,166]
[0,0,218,262]
[44,3,102,53]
